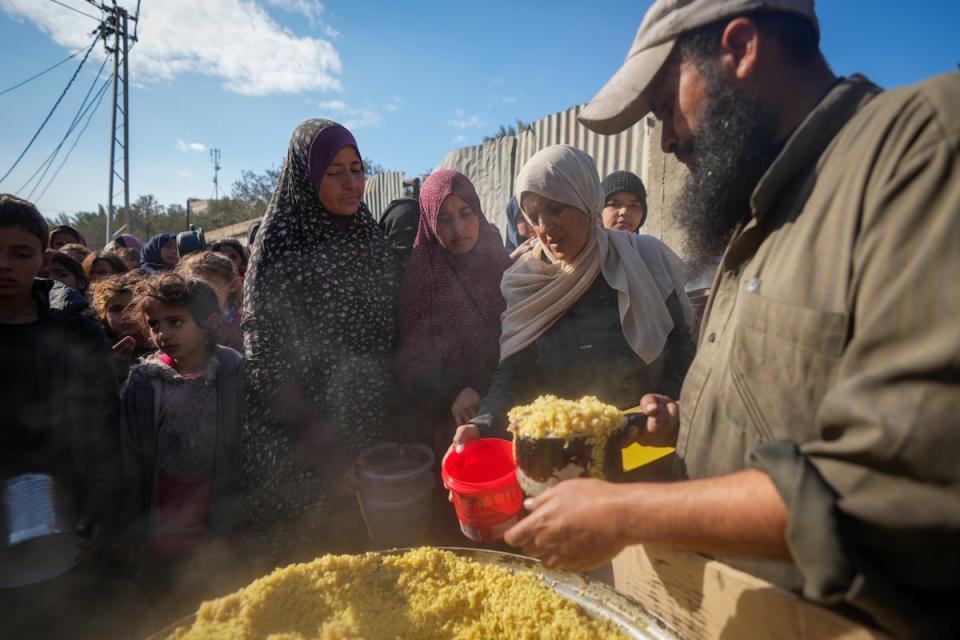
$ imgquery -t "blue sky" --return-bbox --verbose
[1,0,957,219]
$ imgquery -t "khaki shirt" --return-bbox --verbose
[677,72,960,639]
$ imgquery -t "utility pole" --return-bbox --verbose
[98,1,137,243]
[210,148,222,201]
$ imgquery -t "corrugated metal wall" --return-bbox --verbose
[436,136,516,235]
[435,103,656,243]
[515,104,648,181]
[363,171,406,220]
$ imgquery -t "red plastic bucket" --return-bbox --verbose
[442,438,523,542]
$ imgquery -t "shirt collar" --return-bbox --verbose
[751,74,883,220]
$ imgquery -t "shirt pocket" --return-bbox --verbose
[730,292,848,443]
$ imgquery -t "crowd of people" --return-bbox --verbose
[0,1,958,638]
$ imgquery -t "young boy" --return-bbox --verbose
[0,194,123,636]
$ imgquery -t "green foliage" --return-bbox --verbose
[483,119,530,143]
[363,157,384,177]
[53,165,282,250]
[51,156,390,249]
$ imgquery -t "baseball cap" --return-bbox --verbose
[579,0,818,134]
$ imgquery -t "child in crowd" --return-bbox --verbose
[119,273,244,619]
[113,246,142,271]
[210,238,247,277]
[176,251,243,352]
[91,272,152,385]
[48,223,87,250]
[58,242,92,264]
[47,250,91,297]
[83,250,129,283]
[0,194,123,637]
[140,233,179,273]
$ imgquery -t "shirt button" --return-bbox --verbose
[707,332,717,343]
[746,277,761,293]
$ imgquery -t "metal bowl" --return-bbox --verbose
[0,473,82,588]
[148,547,678,640]
[514,432,626,497]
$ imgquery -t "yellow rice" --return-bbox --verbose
[509,395,623,477]
[508,395,622,440]
[168,548,629,639]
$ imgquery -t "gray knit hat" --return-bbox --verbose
[602,171,648,228]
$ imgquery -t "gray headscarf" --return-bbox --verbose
[500,144,689,363]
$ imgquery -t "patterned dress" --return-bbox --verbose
[240,119,400,562]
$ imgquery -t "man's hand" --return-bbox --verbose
[504,478,627,572]
[624,393,681,447]
[450,387,481,426]
[506,470,791,569]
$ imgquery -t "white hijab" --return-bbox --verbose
[500,145,690,363]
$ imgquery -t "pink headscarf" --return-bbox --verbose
[398,170,511,395]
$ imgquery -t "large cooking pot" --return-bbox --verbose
[0,473,82,588]
[147,547,679,639]
[513,411,649,497]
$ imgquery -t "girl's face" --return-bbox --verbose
[197,270,240,312]
[601,191,645,232]
[90,258,119,282]
[48,263,85,293]
[435,194,480,255]
[105,291,140,338]
[515,214,534,241]
[120,251,140,271]
[215,246,244,274]
[520,193,593,263]
[144,300,213,367]
[319,146,365,216]
[160,239,179,266]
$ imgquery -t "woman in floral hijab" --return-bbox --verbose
[241,119,400,562]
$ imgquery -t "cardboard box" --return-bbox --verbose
[612,545,888,640]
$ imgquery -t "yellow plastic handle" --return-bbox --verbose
[620,405,675,471]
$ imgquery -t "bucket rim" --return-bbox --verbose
[441,438,519,496]
[357,442,435,484]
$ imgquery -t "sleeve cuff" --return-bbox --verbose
[748,440,856,604]
[469,413,508,439]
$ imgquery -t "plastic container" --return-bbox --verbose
[357,443,435,545]
[441,438,523,542]
[514,434,625,497]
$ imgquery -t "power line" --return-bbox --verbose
[45,0,101,22]
[35,78,112,203]
[133,0,142,40]
[0,49,84,98]
[0,37,98,186]
[20,54,110,198]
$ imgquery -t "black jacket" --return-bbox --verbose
[473,275,696,436]
[0,279,121,525]
[119,346,244,541]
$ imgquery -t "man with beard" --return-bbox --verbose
[501,2,960,638]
